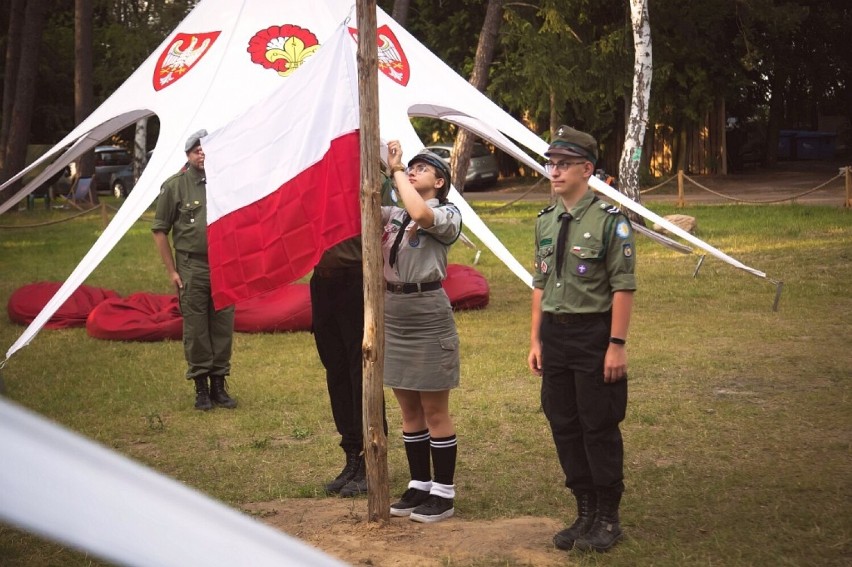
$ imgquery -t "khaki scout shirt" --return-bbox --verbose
[380,199,462,284]
[533,189,636,313]
[151,166,208,255]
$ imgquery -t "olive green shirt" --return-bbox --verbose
[151,166,208,255]
[533,189,636,313]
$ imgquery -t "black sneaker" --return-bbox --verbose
[390,488,431,517]
[409,494,454,523]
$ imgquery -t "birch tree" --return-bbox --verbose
[618,0,651,209]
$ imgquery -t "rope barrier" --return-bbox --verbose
[681,171,845,204]
[0,204,102,229]
[639,175,676,194]
[489,176,548,212]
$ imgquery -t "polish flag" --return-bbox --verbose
[203,26,361,309]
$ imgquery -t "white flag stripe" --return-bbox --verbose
[204,25,359,225]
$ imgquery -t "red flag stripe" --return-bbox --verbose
[207,131,360,309]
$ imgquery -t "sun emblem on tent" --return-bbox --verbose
[348,25,410,86]
[247,25,320,77]
[153,31,221,91]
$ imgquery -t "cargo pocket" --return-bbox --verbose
[568,241,605,279]
[439,334,460,377]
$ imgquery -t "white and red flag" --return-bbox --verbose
[203,26,360,309]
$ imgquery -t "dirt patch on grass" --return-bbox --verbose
[243,498,570,566]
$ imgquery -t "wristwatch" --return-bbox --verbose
[609,337,626,345]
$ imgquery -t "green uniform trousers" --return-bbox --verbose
[175,252,234,380]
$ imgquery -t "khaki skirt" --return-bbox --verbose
[383,289,460,391]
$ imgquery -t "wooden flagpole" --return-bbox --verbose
[356,0,390,523]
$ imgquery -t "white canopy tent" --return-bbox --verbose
[0,0,768,364]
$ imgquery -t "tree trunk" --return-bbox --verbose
[450,0,503,194]
[134,118,148,181]
[391,0,410,25]
[0,0,25,172]
[765,70,785,167]
[0,0,48,208]
[617,0,652,219]
[356,0,389,524]
[75,0,98,204]
[716,98,727,175]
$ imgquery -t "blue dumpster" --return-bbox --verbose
[794,131,836,160]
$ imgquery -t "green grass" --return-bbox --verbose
[0,197,850,566]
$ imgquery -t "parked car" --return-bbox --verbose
[93,145,133,194]
[109,149,154,198]
[425,142,499,189]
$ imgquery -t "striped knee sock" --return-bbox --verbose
[403,429,431,483]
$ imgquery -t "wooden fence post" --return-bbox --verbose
[845,166,851,208]
[677,169,685,208]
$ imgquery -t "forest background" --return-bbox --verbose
[0,0,849,195]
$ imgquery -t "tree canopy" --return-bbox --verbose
[2,0,848,178]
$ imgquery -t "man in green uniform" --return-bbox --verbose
[527,125,636,552]
[152,130,236,411]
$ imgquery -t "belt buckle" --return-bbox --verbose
[390,283,404,293]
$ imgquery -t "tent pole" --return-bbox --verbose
[357,0,390,523]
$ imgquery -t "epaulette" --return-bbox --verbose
[162,170,186,185]
[599,201,622,215]
[538,204,556,217]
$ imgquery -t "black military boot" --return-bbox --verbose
[339,455,368,497]
[324,448,362,494]
[574,489,623,552]
[209,376,237,409]
[553,490,597,550]
[193,376,213,411]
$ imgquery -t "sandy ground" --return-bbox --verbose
[243,498,571,566]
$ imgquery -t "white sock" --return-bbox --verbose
[409,479,432,492]
[430,482,455,499]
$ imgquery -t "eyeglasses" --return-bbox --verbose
[544,160,586,173]
[405,163,434,175]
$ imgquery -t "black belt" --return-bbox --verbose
[184,251,208,261]
[313,266,362,278]
[545,311,610,324]
[386,280,442,294]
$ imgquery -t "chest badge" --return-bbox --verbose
[583,232,591,239]
[541,260,549,274]
[408,235,420,247]
[577,263,588,275]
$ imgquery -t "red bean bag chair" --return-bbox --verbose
[234,284,312,333]
[7,282,120,329]
[86,293,183,341]
[443,264,490,310]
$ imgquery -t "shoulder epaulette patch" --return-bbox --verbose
[538,204,556,217]
[599,202,621,215]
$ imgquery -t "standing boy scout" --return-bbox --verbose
[152,130,237,411]
[527,125,636,552]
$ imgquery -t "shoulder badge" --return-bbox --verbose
[538,204,556,217]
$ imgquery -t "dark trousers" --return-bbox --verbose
[311,271,385,452]
[540,312,627,493]
[176,252,234,380]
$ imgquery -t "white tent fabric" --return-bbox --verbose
[0,0,767,364]
[0,397,345,567]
